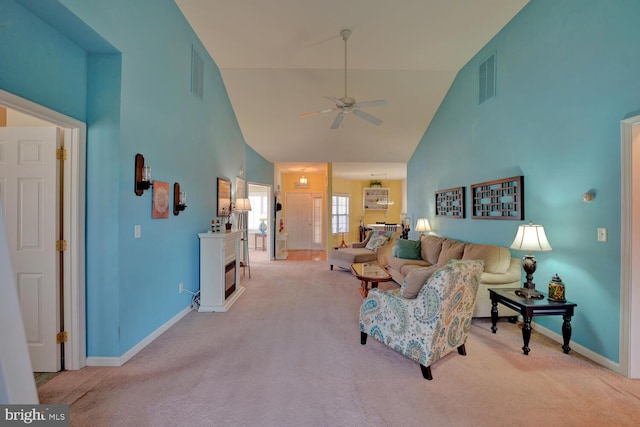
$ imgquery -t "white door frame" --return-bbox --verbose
[247,182,273,258]
[1,89,86,371]
[620,115,639,378]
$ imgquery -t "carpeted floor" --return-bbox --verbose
[38,253,640,426]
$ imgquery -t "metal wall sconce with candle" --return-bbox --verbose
[173,182,187,215]
[134,153,152,196]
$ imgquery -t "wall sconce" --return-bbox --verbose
[173,183,187,215]
[582,190,595,203]
[134,153,152,196]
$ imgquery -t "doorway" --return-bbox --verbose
[247,183,272,260]
[0,89,86,372]
[285,192,323,250]
[620,115,640,378]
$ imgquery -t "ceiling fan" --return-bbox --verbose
[300,29,388,130]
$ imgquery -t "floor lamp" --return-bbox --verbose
[235,198,252,278]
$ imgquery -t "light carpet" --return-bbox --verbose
[38,255,640,426]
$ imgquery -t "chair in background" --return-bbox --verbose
[359,260,484,380]
[384,223,398,233]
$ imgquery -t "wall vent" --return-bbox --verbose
[191,46,204,100]
[479,53,496,104]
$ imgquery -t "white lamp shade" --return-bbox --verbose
[510,223,552,252]
[235,198,252,212]
[415,218,431,233]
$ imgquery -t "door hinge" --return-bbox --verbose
[56,240,67,251]
[56,331,68,344]
[56,148,67,160]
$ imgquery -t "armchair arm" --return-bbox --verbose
[351,230,373,248]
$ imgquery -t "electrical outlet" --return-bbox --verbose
[597,227,607,242]
[134,225,141,239]
[179,282,184,293]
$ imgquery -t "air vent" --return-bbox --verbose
[191,46,204,100]
[479,53,496,104]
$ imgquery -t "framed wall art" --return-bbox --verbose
[236,176,246,199]
[217,177,232,217]
[435,187,465,218]
[471,175,524,220]
[152,181,170,219]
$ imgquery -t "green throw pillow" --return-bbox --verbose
[395,239,421,260]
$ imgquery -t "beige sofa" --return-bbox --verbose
[386,234,521,317]
[329,230,400,271]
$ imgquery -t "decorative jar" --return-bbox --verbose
[548,274,566,302]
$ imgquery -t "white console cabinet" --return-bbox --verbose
[198,231,244,312]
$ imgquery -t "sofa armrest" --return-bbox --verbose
[375,232,401,266]
[480,258,521,285]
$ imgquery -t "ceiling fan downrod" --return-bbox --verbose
[341,29,351,102]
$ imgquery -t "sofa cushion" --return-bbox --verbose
[329,248,377,264]
[400,264,442,299]
[387,255,430,273]
[394,239,421,259]
[420,235,445,265]
[437,239,466,265]
[462,243,511,274]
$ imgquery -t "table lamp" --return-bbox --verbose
[415,218,431,235]
[510,222,552,299]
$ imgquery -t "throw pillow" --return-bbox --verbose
[437,239,466,265]
[394,239,421,260]
[401,264,442,299]
[365,234,389,251]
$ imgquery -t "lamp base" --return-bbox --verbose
[515,287,544,300]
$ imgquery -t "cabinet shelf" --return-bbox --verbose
[363,187,390,210]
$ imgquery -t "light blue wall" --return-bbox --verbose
[408,0,640,363]
[246,143,274,185]
[1,0,274,357]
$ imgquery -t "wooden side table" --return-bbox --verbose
[488,288,577,355]
[254,233,266,251]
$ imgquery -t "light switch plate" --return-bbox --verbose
[134,225,141,239]
[597,227,607,242]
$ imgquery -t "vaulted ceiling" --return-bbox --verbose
[175,0,529,178]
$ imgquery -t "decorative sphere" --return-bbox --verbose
[259,222,267,234]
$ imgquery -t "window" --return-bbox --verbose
[332,194,350,234]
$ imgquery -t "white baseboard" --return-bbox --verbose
[86,305,192,367]
[533,324,621,374]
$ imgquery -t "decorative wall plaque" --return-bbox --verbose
[435,187,465,218]
[471,176,524,220]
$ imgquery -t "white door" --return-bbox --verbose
[0,127,61,372]
[286,192,313,250]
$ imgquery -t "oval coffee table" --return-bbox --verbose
[350,262,392,298]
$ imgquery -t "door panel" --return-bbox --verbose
[286,193,313,250]
[0,127,60,372]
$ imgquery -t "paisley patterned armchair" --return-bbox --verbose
[359,260,484,380]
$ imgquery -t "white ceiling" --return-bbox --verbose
[175,0,529,179]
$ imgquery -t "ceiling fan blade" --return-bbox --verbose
[330,112,345,130]
[353,99,388,109]
[325,96,345,107]
[353,109,383,126]
[299,107,336,119]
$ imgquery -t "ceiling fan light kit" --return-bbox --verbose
[300,29,388,129]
